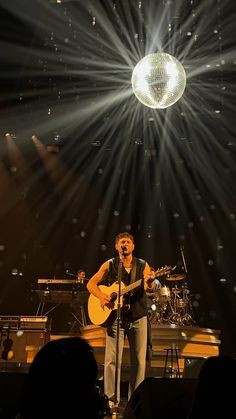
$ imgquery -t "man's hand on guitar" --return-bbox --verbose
[146,277,154,286]
[145,276,155,291]
[100,293,114,310]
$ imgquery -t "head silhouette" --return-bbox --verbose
[18,337,101,418]
[188,355,236,418]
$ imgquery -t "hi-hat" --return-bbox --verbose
[165,274,186,281]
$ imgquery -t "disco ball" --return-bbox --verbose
[131,52,186,109]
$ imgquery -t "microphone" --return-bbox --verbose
[66,270,77,277]
[121,245,127,252]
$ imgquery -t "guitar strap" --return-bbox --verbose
[122,258,137,317]
[130,257,137,284]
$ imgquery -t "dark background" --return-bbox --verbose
[0,0,235,354]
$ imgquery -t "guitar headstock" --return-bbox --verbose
[155,265,173,277]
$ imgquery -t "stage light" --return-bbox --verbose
[131,52,186,109]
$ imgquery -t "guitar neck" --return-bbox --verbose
[119,267,172,296]
[120,279,142,296]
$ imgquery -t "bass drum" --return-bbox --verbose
[154,286,171,304]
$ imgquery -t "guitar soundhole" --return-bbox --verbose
[110,292,117,302]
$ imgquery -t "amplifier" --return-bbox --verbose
[0,330,50,363]
[0,316,49,330]
[0,316,20,329]
[0,316,50,364]
[20,316,49,330]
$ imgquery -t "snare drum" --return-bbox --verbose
[155,286,171,304]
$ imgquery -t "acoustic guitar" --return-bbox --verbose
[88,266,172,326]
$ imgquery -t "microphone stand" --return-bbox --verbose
[66,271,77,277]
[113,250,125,414]
[180,245,187,274]
[180,245,195,325]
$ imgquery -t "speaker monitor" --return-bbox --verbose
[123,377,196,419]
[183,358,205,378]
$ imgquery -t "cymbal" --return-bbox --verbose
[165,274,186,281]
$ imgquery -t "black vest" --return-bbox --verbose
[104,256,148,322]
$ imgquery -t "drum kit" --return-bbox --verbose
[147,271,195,326]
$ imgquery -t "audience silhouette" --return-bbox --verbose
[14,338,236,419]
[187,354,236,418]
[15,336,110,419]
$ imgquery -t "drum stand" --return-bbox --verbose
[148,277,196,327]
[156,302,170,324]
[167,282,195,326]
[167,284,183,325]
